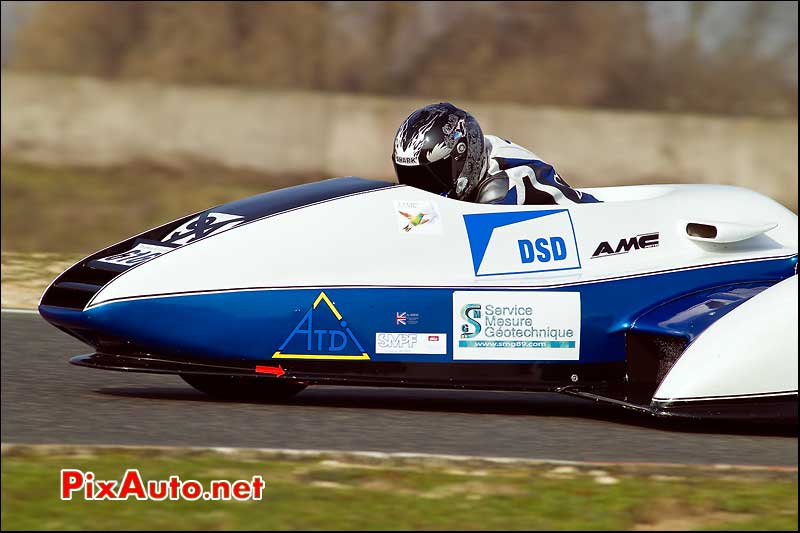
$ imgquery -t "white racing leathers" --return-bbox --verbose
[481,135,600,205]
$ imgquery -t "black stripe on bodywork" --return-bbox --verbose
[210,177,394,222]
[79,255,795,308]
[652,393,798,422]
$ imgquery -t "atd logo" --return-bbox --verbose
[273,292,369,360]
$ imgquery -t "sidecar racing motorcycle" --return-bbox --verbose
[39,177,798,421]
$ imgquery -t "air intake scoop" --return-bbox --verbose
[684,220,777,243]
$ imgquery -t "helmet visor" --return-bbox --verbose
[393,158,453,196]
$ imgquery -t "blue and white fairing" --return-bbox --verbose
[39,177,798,420]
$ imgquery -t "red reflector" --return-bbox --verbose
[255,365,285,377]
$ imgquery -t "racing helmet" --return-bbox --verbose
[392,103,486,200]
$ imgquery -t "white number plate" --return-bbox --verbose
[95,242,174,267]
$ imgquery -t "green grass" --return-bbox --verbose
[1,446,797,531]
[1,253,83,308]
[1,160,313,254]
[0,160,322,307]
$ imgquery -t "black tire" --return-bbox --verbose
[180,374,306,401]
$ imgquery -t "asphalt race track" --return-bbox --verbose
[2,312,797,466]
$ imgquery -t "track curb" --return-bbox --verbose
[2,443,797,473]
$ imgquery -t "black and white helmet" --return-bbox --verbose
[392,103,486,201]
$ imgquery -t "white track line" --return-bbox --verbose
[1,308,39,315]
[1,443,796,471]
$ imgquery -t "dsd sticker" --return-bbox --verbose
[394,200,442,234]
[463,209,580,276]
[452,291,580,361]
[375,333,447,354]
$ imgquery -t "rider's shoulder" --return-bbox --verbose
[484,135,545,169]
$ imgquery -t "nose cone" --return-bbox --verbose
[39,177,398,359]
[38,254,127,347]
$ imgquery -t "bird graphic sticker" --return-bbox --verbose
[393,200,442,235]
[399,210,431,232]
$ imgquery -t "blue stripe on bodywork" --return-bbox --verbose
[40,256,796,365]
[630,282,773,342]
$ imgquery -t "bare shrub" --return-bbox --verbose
[8,1,797,117]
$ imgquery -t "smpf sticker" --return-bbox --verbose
[394,200,442,234]
[453,291,581,361]
[375,333,447,354]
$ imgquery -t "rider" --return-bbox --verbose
[392,102,599,205]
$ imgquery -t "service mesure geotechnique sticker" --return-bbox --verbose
[452,291,581,361]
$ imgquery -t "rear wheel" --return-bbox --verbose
[180,374,306,401]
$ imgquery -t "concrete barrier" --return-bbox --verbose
[2,72,796,209]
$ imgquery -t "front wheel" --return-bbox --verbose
[181,374,307,401]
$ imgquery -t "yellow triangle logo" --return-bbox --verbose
[272,292,370,360]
